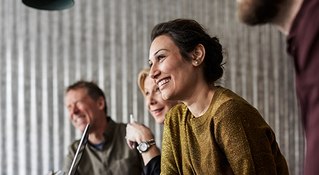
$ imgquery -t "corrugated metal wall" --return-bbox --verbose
[0,0,304,174]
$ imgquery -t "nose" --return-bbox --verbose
[149,65,160,80]
[146,93,157,106]
[150,97,157,105]
[70,104,80,115]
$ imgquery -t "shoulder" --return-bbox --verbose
[168,103,188,114]
[214,87,247,104]
[67,139,81,153]
[112,120,127,129]
[107,117,127,131]
[211,87,261,122]
[214,87,256,111]
[165,103,188,124]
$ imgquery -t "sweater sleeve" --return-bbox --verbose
[160,111,181,175]
[214,100,288,174]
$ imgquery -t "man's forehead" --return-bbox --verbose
[66,88,88,102]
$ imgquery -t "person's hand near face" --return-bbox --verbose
[125,68,178,167]
[126,122,154,150]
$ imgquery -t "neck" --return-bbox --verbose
[88,115,107,144]
[272,0,304,35]
[184,83,218,118]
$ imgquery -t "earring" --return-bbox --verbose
[195,60,198,64]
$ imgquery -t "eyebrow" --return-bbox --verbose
[153,49,168,56]
[149,49,169,64]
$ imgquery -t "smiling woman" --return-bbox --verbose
[125,68,178,175]
[141,68,178,124]
[149,18,289,175]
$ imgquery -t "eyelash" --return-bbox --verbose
[145,88,160,96]
[158,55,165,61]
[149,54,166,68]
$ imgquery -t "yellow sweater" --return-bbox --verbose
[161,87,289,175]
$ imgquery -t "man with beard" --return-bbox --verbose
[236,0,319,174]
[63,80,143,175]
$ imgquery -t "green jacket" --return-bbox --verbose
[63,117,143,175]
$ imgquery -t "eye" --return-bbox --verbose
[156,88,160,92]
[76,101,85,108]
[149,60,153,68]
[67,103,76,112]
[145,92,150,96]
[157,55,165,61]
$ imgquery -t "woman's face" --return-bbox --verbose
[144,76,178,124]
[149,35,197,102]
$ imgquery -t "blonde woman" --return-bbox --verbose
[126,68,178,175]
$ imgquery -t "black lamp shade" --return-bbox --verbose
[22,0,74,10]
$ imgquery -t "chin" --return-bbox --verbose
[77,126,86,132]
[237,0,280,25]
[238,12,271,25]
[237,6,260,25]
[161,94,170,101]
[155,116,165,125]
[161,89,172,100]
[76,123,88,132]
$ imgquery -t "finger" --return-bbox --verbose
[127,140,134,150]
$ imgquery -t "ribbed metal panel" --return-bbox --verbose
[0,0,303,174]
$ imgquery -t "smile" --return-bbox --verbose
[153,108,164,115]
[74,115,85,123]
[76,117,84,123]
[158,78,170,87]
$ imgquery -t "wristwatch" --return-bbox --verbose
[136,139,156,153]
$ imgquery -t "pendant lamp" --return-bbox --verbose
[22,0,74,10]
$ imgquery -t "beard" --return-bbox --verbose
[237,0,284,25]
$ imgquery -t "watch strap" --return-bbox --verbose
[147,139,156,146]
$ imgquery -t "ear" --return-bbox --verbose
[191,44,206,67]
[96,96,105,111]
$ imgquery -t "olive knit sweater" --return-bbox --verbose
[161,87,289,175]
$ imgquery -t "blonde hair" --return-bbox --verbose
[138,68,151,96]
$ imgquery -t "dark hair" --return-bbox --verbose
[151,18,224,83]
[66,80,107,115]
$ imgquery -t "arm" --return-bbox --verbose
[62,146,76,174]
[215,101,287,174]
[160,116,179,175]
[126,122,160,166]
[142,155,161,175]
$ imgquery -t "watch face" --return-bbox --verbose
[139,142,148,152]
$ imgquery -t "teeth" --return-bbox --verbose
[76,117,83,123]
[158,79,170,86]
